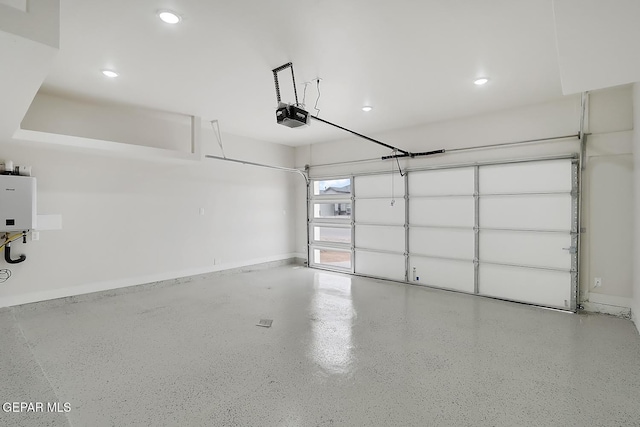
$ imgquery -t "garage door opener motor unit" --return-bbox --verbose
[276,103,310,128]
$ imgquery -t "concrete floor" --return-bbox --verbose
[1,265,640,427]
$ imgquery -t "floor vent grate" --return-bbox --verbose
[257,319,273,328]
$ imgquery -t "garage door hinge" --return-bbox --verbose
[562,246,577,254]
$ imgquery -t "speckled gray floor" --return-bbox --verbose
[1,265,640,427]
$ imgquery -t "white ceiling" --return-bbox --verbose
[40,0,567,146]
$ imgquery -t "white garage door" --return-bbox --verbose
[477,159,577,309]
[309,157,579,311]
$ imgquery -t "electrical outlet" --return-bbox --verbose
[594,277,602,288]
[30,231,39,241]
[199,208,205,216]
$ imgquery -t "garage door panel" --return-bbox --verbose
[410,197,474,227]
[356,225,404,252]
[479,264,572,309]
[480,194,572,231]
[355,174,404,198]
[479,160,572,193]
[355,199,405,224]
[480,230,572,269]
[409,257,474,293]
[409,228,474,260]
[409,168,474,196]
[355,251,405,281]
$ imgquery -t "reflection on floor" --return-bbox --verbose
[310,274,354,375]
[1,265,639,426]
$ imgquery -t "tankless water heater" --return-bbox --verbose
[0,175,37,232]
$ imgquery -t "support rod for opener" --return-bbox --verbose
[272,62,299,106]
[205,155,308,184]
[310,115,411,155]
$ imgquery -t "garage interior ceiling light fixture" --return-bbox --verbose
[101,70,118,78]
[158,10,181,24]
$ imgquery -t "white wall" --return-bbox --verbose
[0,123,298,307]
[22,92,194,153]
[633,83,640,332]
[296,86,635,311]
[583,86,634,311]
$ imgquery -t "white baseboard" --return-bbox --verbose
[582,292,632,318]
[581,302,631,318]
[580,293,633,317]
[586,293,633,309]
[0,253,299,308]
[582,302,631,319]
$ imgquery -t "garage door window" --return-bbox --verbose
[309,177,353,271]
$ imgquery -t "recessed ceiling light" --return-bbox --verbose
[101,69,118,78]
[158,10,181,24]
[362,106,373,112]
[474,78,489,85]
